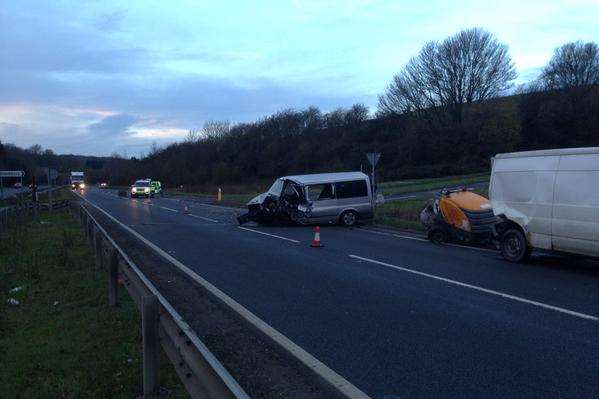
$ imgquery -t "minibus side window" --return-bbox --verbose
[307,184,335,201]
[335,180,368,199]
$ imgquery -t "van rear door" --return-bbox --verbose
[552,153,599,257]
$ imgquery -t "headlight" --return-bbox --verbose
[144,188,150,192]
[80,183,85,188]
[131,188,135,192]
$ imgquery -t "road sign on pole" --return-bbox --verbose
[366,153,380,168]
[0,170,25,178]
[366,153,381,197]
[0,171,25,199]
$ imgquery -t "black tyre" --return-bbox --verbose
[428,227,448,244]
[339,210,358,227]
[500,228,532,263]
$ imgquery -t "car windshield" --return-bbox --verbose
[134,181,150,187]
[267,179,284,196]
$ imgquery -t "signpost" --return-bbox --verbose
[43,168,58,212]
[366,152,380,196]
[0,170,25,199]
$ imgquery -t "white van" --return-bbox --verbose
[490,147,599,262]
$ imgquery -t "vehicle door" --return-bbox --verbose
[552,154,599,256]
[334,180,372,218]
[305,183,337,223]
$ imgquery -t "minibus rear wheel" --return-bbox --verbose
[500,228,531,263]
[340,210,358,227]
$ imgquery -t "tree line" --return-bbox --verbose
[2,28,598,189]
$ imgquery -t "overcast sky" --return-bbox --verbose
[1,0,598,156]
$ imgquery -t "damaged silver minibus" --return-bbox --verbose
[237,172,373,226]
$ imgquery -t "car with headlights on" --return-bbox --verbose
[130,179,152,198]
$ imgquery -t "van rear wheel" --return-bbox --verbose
[340,210,358,227]
[501,228,531,263]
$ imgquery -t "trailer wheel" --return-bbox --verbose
[500,228,531,263]
[428,227,448,244]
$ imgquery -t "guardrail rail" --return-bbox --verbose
[71,200,249,399]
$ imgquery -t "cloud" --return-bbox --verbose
[87,114,137,138]
[0,0,597,156]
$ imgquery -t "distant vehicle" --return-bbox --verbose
[131,179,161,198]
[420,188,497,244]
[70,171,85,189]
[237,172,373,226]
[149,180,162,196]
[13,182,22,189]
[99,182,108,188]
[490,147,599,262]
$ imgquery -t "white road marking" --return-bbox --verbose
[349,254,599,322]
[360,228,496,253]
[360,228,428,242]
[189,213,219,223]
[237,226,300,243]
[196,202,244,211]
[390,194,417,200]
[159,206,178,212]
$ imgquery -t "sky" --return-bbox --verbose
[1,0,598,156]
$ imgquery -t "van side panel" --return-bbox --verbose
[552,154,599,257]
[334,179,373,220]
[490,156,558,250]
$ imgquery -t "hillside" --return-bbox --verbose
[2,85,598,188]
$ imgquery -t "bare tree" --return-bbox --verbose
[378,28,517,124]
[540,41,599,89]
[202,120,230,140]
[345,103,370,125]
[28,144,43,155]
[185,129,200,143]
[148,141,161,156]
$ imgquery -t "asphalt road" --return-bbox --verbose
[81,187,599,399]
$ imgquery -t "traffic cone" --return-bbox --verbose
[311,226,324,248]
[183,205,189,214]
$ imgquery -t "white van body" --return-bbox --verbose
[490,147,599,257]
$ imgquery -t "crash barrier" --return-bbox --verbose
[71,201,249,399]
[39,199,70,211]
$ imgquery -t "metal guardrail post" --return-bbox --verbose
[142,294,160,396]
[108,250,118,307]
[94,226,103,270]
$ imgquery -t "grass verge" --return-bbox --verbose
[373,199,427,231]
[380,172,490,196]
[0,209,186,398]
